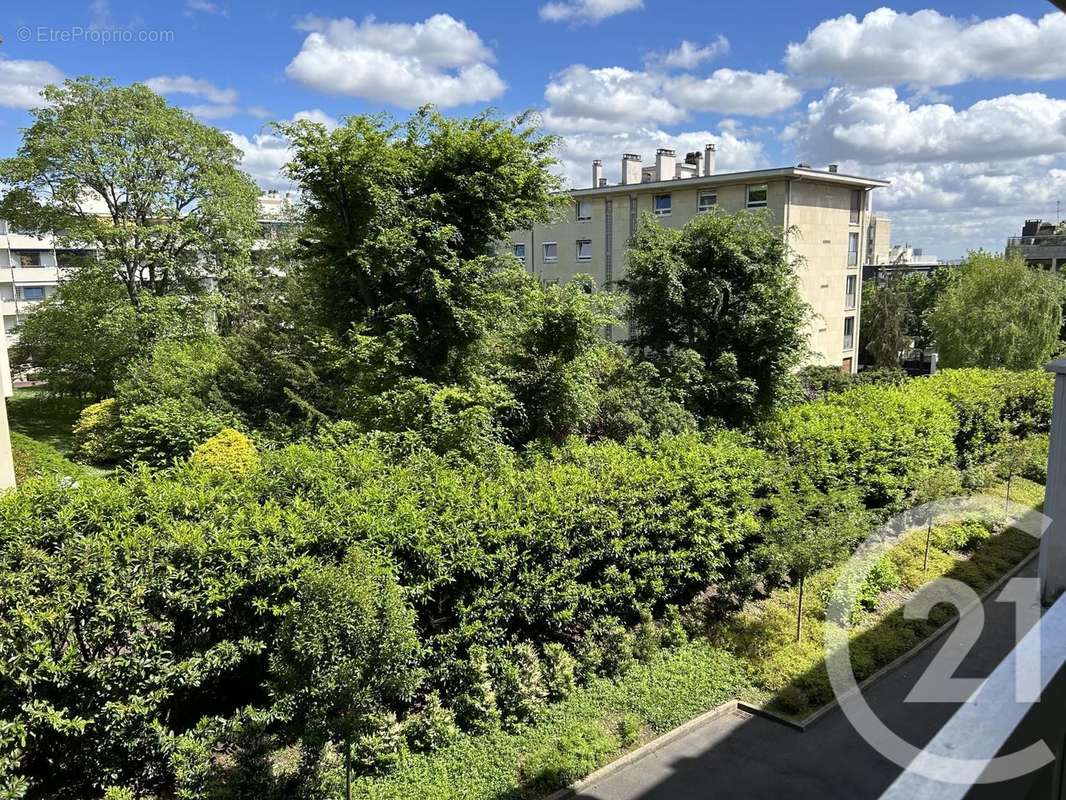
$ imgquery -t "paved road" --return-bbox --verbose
[577,559,1040,800]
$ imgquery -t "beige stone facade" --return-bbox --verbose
[504,159,888,373]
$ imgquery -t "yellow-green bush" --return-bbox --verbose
[189,427,260,477]
[71,398,120,464]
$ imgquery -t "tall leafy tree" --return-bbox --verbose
[929,252,1065,370]
[0,77,260,308]
[621,210,810,426]
[276,108,564,387]
[859,279,911,368]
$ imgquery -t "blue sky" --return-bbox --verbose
[1,0,1064,256]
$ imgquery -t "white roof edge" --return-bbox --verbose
[565,167,890,197]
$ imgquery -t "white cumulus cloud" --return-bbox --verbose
[0,58,64,109]
[143,75,237,105]
[666,69,800,115]
[784,87,1066,165]
[539,0,643,24]
[285,14,505,108]
[648,37,730,71]
[543,65,686,130]
[786,8,1066,87]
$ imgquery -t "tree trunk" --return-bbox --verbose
[1005,470,1013,516]
[923,519,933,572]
[345,737,352,800]
[795,575,805,643]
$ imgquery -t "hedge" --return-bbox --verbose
[0,367,1053,796]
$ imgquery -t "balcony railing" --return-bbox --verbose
[1007,235,1066,248]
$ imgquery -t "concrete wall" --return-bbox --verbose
[504,176,864,371]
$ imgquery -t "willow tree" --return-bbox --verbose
[929,252,1065,370]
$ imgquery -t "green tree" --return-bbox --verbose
[275,108,563,387]
[765,484,869,641]
[269,553,421,798]
[0,77,260,307]
[10,266,215,398]
[621,210,810,426]
[929,252,1065,369]
[859,279,911,367]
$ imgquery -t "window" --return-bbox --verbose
[697,191,718,212]
[576,200,592,222]
[22,287,45,301]
[542,242,558,263]
[512,243,526,262]
[746,184,768,208]
[843,316,855,350]
[848,232,859,267]
[845,275,857,309]
[653,194,672,216]
[576,239,592,261]
[14,251,41,267]
[850,189,863,225]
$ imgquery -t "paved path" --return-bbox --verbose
[576,559,1040,800]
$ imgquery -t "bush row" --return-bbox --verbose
[0,368,1052,796]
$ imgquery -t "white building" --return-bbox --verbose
[0,192,296,345]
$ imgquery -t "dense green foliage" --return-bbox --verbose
[9,431,89,484]
[622,210,810,426]
[929,252,1065,369]
[0,366,1051,797]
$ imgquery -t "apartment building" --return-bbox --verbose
[1006,219,1066,270]
[0,192,296,344]
[504,146,889,373]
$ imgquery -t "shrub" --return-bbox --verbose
[768,383,957,510]
[660,605,688,650]
[521,722,618,790]
[541,643,577,701]
[632,609,660,663]
[352,714,405,775]
[615,713,642,747]
[773,685,809,716]
[189,427,260,478]
[493,643,547,724]
[452,648,500,731]
[116,398,234,467]
[71,397,121,463]
[402,694,459,753]
[932,518,994,552]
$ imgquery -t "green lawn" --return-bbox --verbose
[345,642,746,800]
[6,387,87,456]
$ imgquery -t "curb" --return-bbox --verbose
[541,698,740,800]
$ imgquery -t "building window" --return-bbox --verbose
[14,251,41,267]
[576,200,592,222]
[845,275,857,309]
[576,239,592,261]
[697,191,718,212]
[848,232,859,267]
[653,194,672,216]
[746,184,768,208]
[542,242,558,263]
[21,287,45,301]
[850,189,863,225]
[512,243,526,262]
[843,316,855,350]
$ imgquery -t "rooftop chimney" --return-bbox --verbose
[622,153,642,185]
[592,160,603,189]
[655,148,675,182]
[828,164,839,173]
[703,143,717,176]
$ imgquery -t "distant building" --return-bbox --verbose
[862,242,957,283]
[1006,219,1066,270]
[0,323,14,489]
[0,192,296,347]
[504,147,889,374]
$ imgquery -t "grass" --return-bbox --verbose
[10,430,93,484]
[717,477,1045,719]
[346,641,746,799]
[6,387,87,456]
